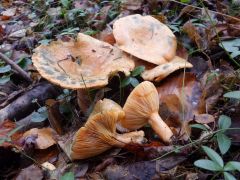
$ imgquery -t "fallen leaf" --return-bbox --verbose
[103,155,186,179]
[121,0,143,10]
[41,161,56,171]
[22,128,56,149]
[1,7,16,16]
[16,165,43,180]
[0,120,22,148]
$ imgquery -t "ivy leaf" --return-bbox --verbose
[224,161,240,172]
[220,39,240,58]
[224,172,237,180]
[202,146,224,167]
[0,75,10,85]
[218,115,231,130]
[60,0,71,9]
[224,91,240,100]
[217,133,231,154]
[0,65,11,73]
[190,124,208,131]
[120,77,131,88]
[31,111,48,122]
[60,172,74,180]
[131,66,145,77]
[194,159,223,171]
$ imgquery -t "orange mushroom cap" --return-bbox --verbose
[113,14,177,65]
[32,33,135,89]
[121,81,173,143]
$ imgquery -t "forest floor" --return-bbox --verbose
[0,0,240,179]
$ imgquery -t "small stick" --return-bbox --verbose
[0,52,32,83]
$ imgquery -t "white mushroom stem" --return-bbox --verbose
[114,131,145,147]
[148,112,173,143]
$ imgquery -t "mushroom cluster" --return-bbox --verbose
[63,99,145,160]
[32,14,193,160]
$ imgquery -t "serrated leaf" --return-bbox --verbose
[131,66,145,77]
[60,172,74,180]
[31,111,48,122]
[224,91,240,100]
[202,146,224,167]
[130,77,139,87]
[190,124,208,131]
[0,65,11,73]
[120,77,131,88]
[224,172,237,180]
[217,133,231,154]
[194,159,223,171]
[224,161,240,172]
[218,115,231,130]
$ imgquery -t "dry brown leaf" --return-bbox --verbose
[0,120,22,148]
[16,165,43,180]
[113,14,177,65]
[32,33,135,89]
[22,128,56,149]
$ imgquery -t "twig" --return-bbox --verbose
[167,0,240,22]
[0,52,32,83]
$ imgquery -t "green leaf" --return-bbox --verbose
[0,76,10,85]
[31,111,48,122]
[180,0,190,3]
[224,161,240,172]
[130,77,139,87]
[218,115,231,130]
[224,172,237,180]
[220,39,240,58]
[194,159,223,171]
[120,77,131,88]
[190,124,208,131]
[60,0,71,8]
[37,106,47,113]
[217,133,231,154]
[0,65,11,73]
[224,91,240,100]
[60,172,74,180]
[17,58,32,70]
[131,66,145,77]
[202,146,224,167]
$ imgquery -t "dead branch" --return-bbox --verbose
[0,82,60,122]
[0,52,32,83]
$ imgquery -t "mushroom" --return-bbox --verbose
[32,33,135,89]
[113,14,177,65]
[65,110,144,160]
[121,81,173,143]
[141,56,193,82]
[113,14,193,82]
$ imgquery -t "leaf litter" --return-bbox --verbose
[0,0,240,179]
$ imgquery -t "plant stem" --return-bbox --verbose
[0,52,32,83]
[152,127,240,161]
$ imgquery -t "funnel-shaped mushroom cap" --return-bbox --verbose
[122,81,159,129]
[90,99,124,119]
[141,56,193,82]
[70,111,120,160]
[32,33,135,89]
[70,110,145,160]
[113,14,177,65]
[122,81,173,143]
